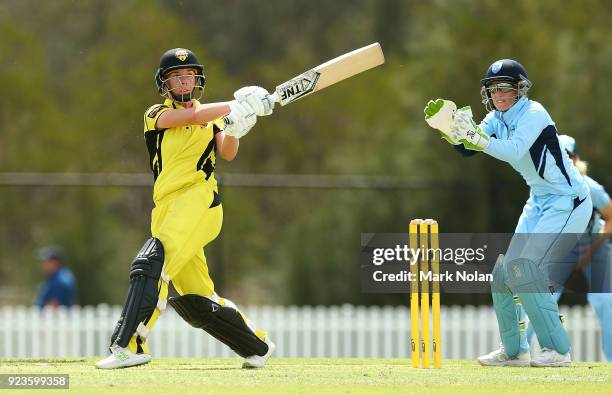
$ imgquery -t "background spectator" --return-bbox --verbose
[34,245,76,308]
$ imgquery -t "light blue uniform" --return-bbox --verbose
[480,96,592,357]
[585,176,610,235]
[482,97,589,199]
[523,175,612,360]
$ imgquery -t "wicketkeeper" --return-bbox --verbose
[96,48,276,369]
[424,59,592,367]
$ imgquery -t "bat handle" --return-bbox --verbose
[268,92,281,104]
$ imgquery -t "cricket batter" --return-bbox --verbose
[521,134,612,361]
[424,59,592,366]
[96,48,276,369]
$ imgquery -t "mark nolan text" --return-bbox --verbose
[372,270,492,282]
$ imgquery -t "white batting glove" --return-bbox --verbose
[222,100,257,139]
[234,86,274,116]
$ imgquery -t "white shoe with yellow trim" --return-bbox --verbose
[95,345,152,369]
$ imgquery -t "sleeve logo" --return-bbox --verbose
[147,104,164,118]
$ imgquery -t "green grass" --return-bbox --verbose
[1,358,611,394]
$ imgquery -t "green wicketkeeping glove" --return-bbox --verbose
[424,99,460,145]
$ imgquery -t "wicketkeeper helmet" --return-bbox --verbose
[480,59,532,112]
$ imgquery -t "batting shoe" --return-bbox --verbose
[530,348,571,367]
[95,345,152,369]
[242,338,276,369]
[477,345,530,367]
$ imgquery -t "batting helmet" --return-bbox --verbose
[155,48,206,102]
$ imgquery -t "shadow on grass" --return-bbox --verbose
[0,359,87,364]
[159,367,242,371]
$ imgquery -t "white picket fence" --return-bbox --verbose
[0,304,605,361]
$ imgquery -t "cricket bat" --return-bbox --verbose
[268,42,385,106]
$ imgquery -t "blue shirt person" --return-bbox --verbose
[523,134,612,361]
[35,246,77,308]
[424,59,592,367]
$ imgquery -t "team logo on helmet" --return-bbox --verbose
[491,60,503,74]
[175,49,189,62]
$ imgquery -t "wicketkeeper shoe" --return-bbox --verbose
[95,345,152,369]
[530,348,571,367]
[242,338,276,369]
[477,345,530,367]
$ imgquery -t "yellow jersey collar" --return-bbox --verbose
[164,98,200,109]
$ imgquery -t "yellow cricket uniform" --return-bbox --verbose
[126,98,266,353]
[144,98,221,204]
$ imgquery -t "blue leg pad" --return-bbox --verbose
[517,293,569,354]
[491,255,521,357]
[507,258,569,354]
[523,292,562,349]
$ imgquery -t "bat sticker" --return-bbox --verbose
[276,70,320,106]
